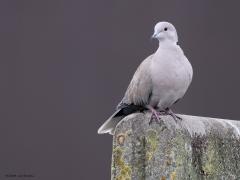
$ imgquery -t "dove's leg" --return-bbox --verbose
[156,109,169,116]
[146,105,164,124]
[165,108,182,121]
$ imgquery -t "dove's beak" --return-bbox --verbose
[151,33,158,39]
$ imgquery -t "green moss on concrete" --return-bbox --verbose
[172,133,188,166]
[111,113,240,180]
[202,138,221,176]
[145,129,158,161]
[113,146,132,180]
[132,136,147,179]
[170,131,196,179]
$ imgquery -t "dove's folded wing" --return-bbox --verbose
[98,55,154,135]
[117,55,153,109]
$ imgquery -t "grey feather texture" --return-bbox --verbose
[97,108,123,135]
[120,55,153,107]
[98,21,193,135]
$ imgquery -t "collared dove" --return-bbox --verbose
[98,21,193,135]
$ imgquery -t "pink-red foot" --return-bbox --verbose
[165,108,182,122]
[146,105,163,125]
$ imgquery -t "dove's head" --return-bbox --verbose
[152,22,178,44]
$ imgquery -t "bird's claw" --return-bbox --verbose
[165,108,182,122]
[170,114,182,122]
[149,113,162,125]
[146,105,162,125]
[146,105,183,125]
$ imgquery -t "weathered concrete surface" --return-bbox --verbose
[111,113,240,180]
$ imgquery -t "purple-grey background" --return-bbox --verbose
[0,0,240,179]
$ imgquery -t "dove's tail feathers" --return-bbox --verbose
[97,108,124,135]
[98,104,144,135]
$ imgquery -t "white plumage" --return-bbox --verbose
[98,21,193,135]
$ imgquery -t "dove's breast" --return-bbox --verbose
[149,46,193,110]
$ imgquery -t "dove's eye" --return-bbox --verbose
[164,27,168,31]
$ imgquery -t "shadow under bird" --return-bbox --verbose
[98,21,193,135]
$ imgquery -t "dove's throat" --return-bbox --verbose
[158,39,177,49]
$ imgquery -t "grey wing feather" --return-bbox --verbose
[97,108,123,135]
[98,55,154,135]
[118,54,153,108]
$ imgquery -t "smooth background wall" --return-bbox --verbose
[1,0,240,179]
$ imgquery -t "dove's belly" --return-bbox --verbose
[149,49,192,110]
